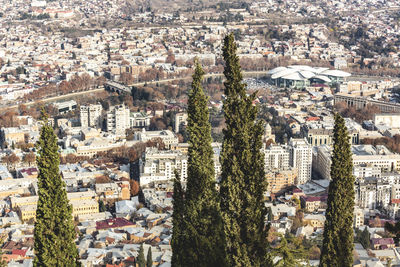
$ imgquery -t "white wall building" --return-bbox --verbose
[80,104,103,128]
[264,144,290,171]
[174,113,188,133]
[106,104,130,135]
[134,129,178,149]
[289,138,312,185]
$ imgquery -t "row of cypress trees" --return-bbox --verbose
[30,34,356,267]
[171,33,271,266]
[171,33,357,267]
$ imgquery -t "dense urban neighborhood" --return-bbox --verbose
[1,0,400,266]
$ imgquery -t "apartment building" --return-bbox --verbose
[264,144,290,171]
[265,169,297,193]
[80,104,103,128]
[107,104,130,135]
[174,112,188,133]
[140,148,188,185]
[289,138,313,185]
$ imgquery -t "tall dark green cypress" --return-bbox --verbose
[219,33,270,266]
[34,112,80,266]
[181,60,226,266]
[171,172,184,267]
[320,113,355,267]
[146,247,153,267]
[138,244,145,267]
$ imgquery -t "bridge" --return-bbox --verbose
[104,81,132,94]
[334,93,400,113]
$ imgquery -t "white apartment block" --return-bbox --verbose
[134,129,178,149]
[352,145,400,172]
[289,138,312,185]
[174,112,188,133]
[107,104,130,135]
[264,144,290,171]
[80,104,103,128]
[140,148,188,185]
[140,146,222,186]
[314,144,400,181]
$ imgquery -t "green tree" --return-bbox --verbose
[272,235,308,267]
[138,244,146,267]
[181,60,226,266]
[171,172,185,267]
[385,221,400,245]
[219,33,271,266]
[360,227,370,249]
[146,247,153,267]
[34,112,80,267]
[320,113,355,267]
[0,237,7,267]
[99,200,106,212]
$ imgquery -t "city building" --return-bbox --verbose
[267,65,351,89]
[174,113,188,133]
[265,169,297,194]
[374,114,400,129]
[54,100,77,114]
[130,112,151,128]
[264,123,275,143]
[134,129,178,149]
[264,144,290,171]
[80,104,103,128]
[140,148,188,185]
[289,138,313,184]
[106,104,130,135]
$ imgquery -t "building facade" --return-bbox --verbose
[80,104,103,128]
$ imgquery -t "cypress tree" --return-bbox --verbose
[138,244,146,267]
[0,238,7,267]
[182,60,225,266]
[171,172,184,267]
[219,33,270,266]
[34,112,80,267]
[146,247,153,267]
[320,113,355,267]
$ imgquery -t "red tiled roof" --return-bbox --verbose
[12,249,27,257]
[372,238,394,245]
[96,218,134,230]
[306,117,320,121]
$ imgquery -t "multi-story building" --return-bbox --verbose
[140,148,188,185]
[301,195,327,212]
[134,129,179,149]
[304,127,359,146]
[174,113,188,133]
[355,177,391,209]
[18,200,99,222]
[130,112,151,128]
[289,138,312,184]
[265,169,297,193]
[80,104,103,128]
[374,114,400,129]
[264,144,290,171]
[352,145,400,172]
[313,145,332,180]
[106,104,130,135]
[314,144,400,180]
[354,207,364,228]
